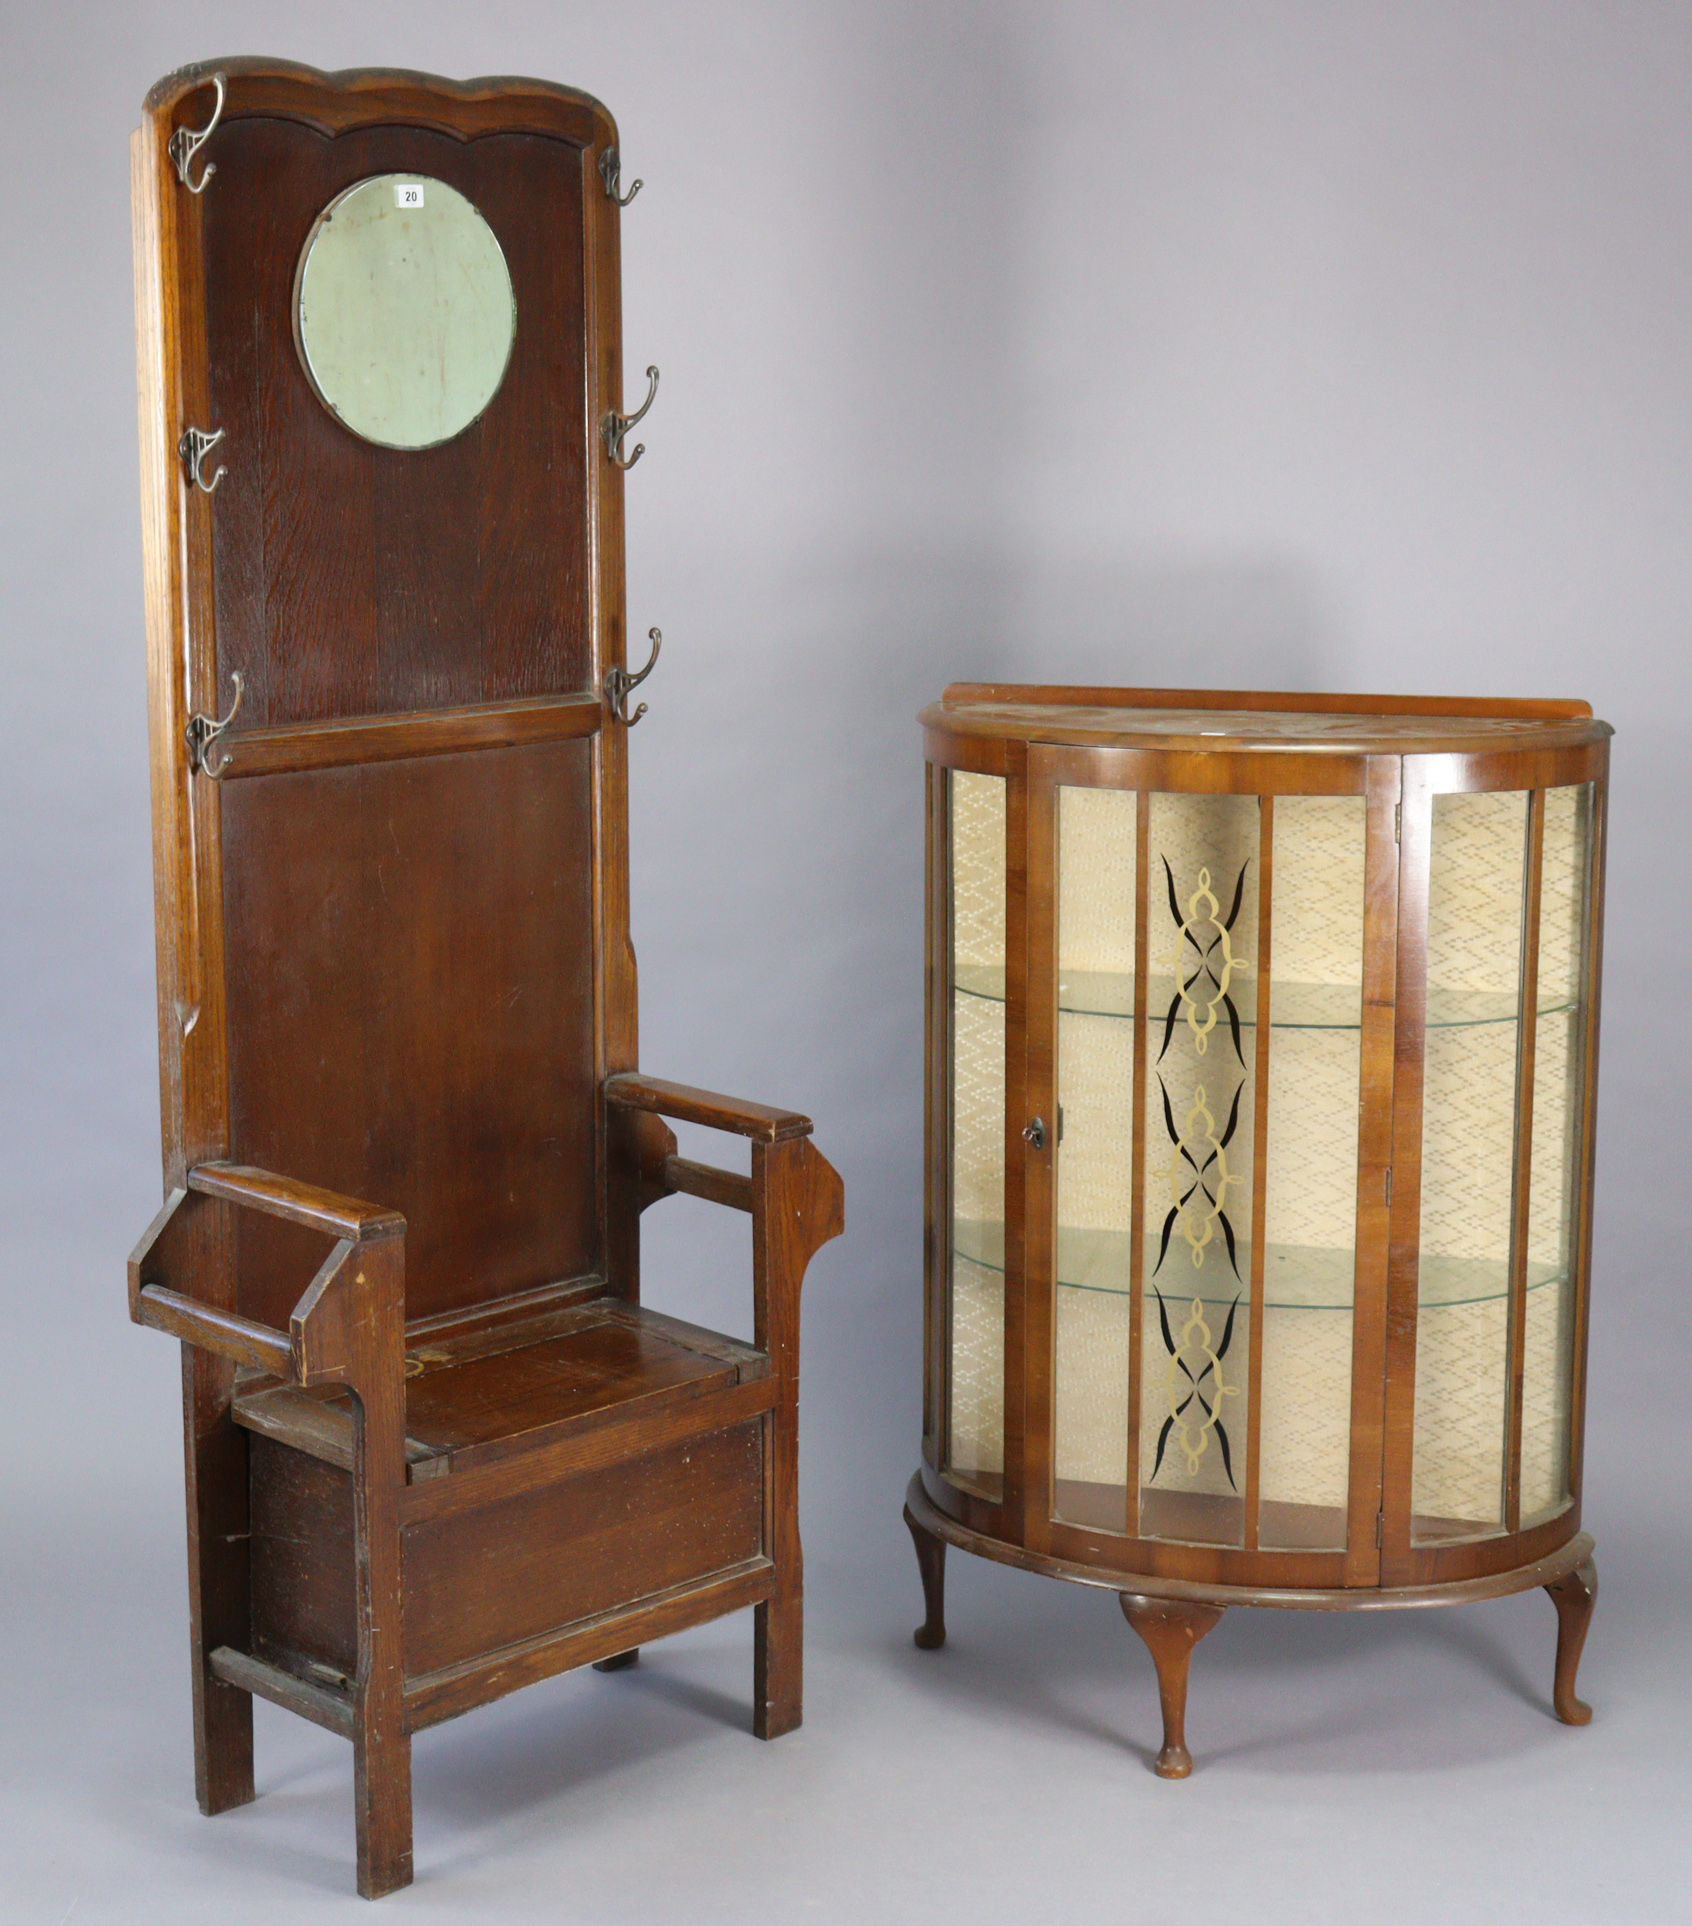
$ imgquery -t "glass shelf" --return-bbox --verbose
[954,1219,1563,1310]
[954,965,1574,1032]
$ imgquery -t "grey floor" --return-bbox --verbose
[8,1262,1688,1926]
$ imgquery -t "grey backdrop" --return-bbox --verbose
[4,2,1689,1920]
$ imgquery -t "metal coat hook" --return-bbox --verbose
[169,72,226,193]
[179,425,226,494]
[186,671,243,777]
[598,146,642,208]
[601,366,659,470]
[606,629,661,726]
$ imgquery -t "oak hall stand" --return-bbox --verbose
[907,685,1605,1775]
[128,62,842,1897]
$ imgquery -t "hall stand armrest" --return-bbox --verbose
[187,1161,406,1242]
[129,1166,408,1388]
[603,1071,844,1342]
[605,1071,815,1144]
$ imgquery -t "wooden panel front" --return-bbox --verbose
[200,114,591,727]
[402,1420,765,1675]
[250,1433,357,1678]
[220,741,598,1325]
[248,1417,767,1686]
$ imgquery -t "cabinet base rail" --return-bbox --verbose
[904,1472,1596,1776]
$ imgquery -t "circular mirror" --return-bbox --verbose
[294,174,516,450]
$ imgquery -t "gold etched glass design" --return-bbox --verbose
[1139,793,1257,1548]
[1052,787,1137,1534]
[1412,790,1528,1542]
[1257,796,1367,1550]
[1520,785,1593,1525]
[946,772,1007,1493]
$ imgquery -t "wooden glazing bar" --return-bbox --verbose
[1352,759,1404,1584]
[1020,758,1059,1552]
[209,693,603,779]
[1126,790,1151,1535]
[925,762,949,1467]
[1244,798,1273,1550]
[1001,741,1031,1534]
[1567,768,1609,1505]
[1505,791,1546,1532]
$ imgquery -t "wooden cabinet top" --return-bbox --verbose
[921,684,1611,757]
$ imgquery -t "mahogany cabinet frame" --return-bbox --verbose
[910,683,1607,1770]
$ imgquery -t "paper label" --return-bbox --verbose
[393,182,425,208]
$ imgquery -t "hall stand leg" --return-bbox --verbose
[753,1592,803,1740]
[904,1504,947,1650]
[1119,1595,1225,1779]
[182,1345,256,1815]
[749,1138,843,1742]
[349,1244,413,1900]
[1546,1556,1598,1726]
[752,1146,804,1743]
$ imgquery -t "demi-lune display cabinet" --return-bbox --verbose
[905,684,1607,1775]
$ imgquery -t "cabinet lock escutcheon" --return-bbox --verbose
[1022,1116,1048,1151]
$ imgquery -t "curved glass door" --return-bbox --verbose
[1521,786,1594,1526]
[1051,787,1138,1533]
[1256,796,1367,1551]
[943,770,1006,1497]
[1411,784,1593,1544]
[1135,793,1259,1549]
[1050,784,1372,1553]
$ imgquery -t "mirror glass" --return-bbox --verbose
[294,174,516,449]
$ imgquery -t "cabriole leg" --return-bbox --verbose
[1546,1556,1597,1726]
[904,1503,947,1650]
[1119,1594,1224,1779]
[182,1345,255,1816]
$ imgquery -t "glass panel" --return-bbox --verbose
[946,772,1006,1494]
[1139,793,1257,1547]
[1521,785,1594,1524]
[1258,797,1366,1550]
[1053,787,1137,1533]
[296,175,517,450]
[1412,790,1528,1543]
